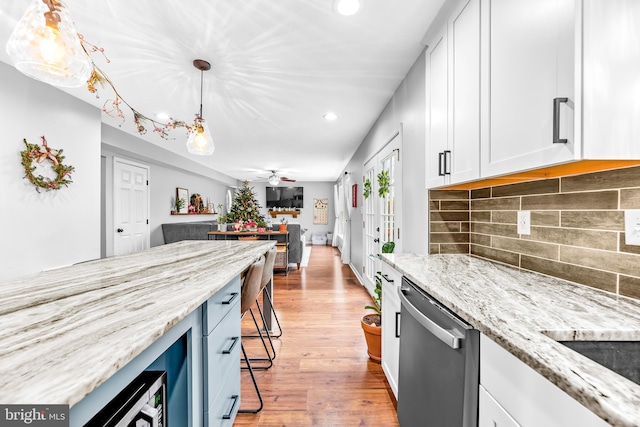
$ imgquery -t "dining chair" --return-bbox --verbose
[238,255,265,414]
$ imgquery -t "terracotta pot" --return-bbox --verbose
[361,314,382,363]
[279,224,287,232]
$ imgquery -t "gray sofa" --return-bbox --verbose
[161,221,305,269]
[161,221,217,244]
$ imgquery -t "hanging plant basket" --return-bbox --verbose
[377,170,390,198]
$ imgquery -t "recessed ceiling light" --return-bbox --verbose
[324,112,338,121]
[334,0,361,16]
[155,112,170,121]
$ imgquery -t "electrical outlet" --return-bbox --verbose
[517,210,531,235]
[625,210,640,246]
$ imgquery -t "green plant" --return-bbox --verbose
[175,197,186,212]
[219,213,232,223]
[364,241,395,316]
[217,203,224,213]
[257,220,268,229]
[365,275,382,315]
[363,178,371,200]
[377,170,390,197]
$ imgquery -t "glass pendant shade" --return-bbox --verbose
[6,0,93,88]
[268,175,280,186]
[186,117,215,155]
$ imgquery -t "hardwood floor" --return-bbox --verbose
[235,245,399,426]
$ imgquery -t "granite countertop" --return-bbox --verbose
[0,240,274,407]
[381,253,640,427]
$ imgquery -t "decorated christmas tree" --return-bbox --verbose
[228,181,265,223]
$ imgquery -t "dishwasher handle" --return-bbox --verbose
[399,285,464,349]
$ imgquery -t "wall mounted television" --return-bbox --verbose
[266,186,303,208]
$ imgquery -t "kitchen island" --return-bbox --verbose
[381,253,640,427]
[0,240,274,426]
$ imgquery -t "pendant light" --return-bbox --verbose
[186,59,215,156]
[6,0,93,88]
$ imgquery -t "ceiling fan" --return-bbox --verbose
[255,170,296,186]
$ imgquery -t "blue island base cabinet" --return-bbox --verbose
[70,276,242,427]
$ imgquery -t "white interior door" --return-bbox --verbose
[114,158,150,256]
[363,131,402,295]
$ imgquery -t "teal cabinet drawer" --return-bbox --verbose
[203,276,241,334]
[205,353,241,427]
[203,299,241,409]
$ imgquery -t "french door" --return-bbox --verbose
[363,130,402,295]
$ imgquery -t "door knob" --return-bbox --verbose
[374,238,380,243]
[117,228,124,233]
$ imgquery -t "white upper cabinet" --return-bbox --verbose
[480,0,576,177]
[582,0,640,159]
[426,0,481,188]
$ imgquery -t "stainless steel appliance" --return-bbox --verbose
[397,277,479,427]
[85,371,166,427]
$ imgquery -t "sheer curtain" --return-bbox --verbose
[332,184,340,246]
[341,173,353,264]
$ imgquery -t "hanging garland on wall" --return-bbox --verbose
[20,136,74,192]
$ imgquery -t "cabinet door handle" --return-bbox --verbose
[221,292,239,305]
[553,97,569,144]
[381,274,393,283]
[222,336,239,354]
[444,150,452,175]
[222,394,239,419]
[395,312,401,338]
[438,152,445,176]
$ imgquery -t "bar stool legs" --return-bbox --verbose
[238,343,263,414]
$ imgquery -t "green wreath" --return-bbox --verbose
[377,170,390,197]
[363,178,372,200]
[20,137,74,193]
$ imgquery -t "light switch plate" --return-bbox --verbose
[625,210,640,246]
[517,210,531,235]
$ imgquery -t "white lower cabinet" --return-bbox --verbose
[380,262,401,399]
[479,385,521,427]
[203,277,242,427]
[480,334,609,427]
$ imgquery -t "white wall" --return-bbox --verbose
[246,181,335,240]
[341,49,428,276]
[0,61,101,281]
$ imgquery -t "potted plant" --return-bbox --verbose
[257,220,268,232]
[218,213,231,231]
[175,197,185,213]
[279,217,288,232]
[361,241,395,363]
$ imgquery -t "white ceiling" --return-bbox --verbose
[0,0,444,182]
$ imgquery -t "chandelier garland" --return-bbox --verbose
[80,37,190,140]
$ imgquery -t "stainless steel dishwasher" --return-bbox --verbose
[397,277,479,427]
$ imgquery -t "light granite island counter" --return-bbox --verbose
[0,240,274,426]
[381,253,640,427]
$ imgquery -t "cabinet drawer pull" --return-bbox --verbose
[222,394,239,420]
[381,274,393,283]
[222,337,239,354]
[221,292,239,305]
[553,97,569,144]
[395,312,401,338]
[444,150,451,175]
